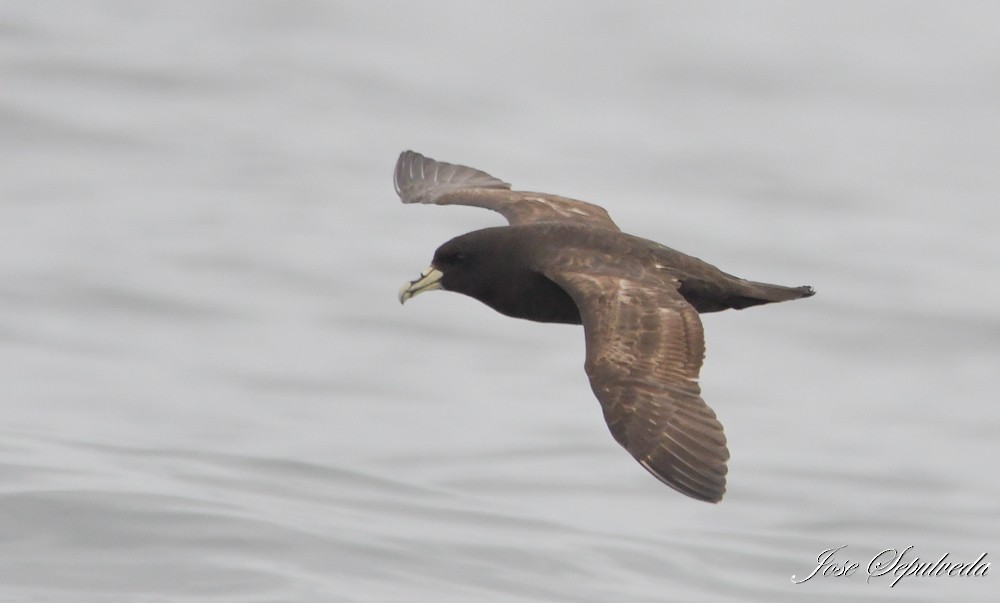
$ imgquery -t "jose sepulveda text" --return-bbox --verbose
[792,545,989,587]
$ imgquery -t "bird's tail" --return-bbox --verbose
[728,281,815,310]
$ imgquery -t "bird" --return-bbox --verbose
[395,150,814,503]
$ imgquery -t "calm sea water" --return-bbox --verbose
[1,2,997,601]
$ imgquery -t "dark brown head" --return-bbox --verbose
[399,228,581,324]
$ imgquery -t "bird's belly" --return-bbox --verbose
[483,272,583,325]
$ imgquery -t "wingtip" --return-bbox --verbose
[701,491,725,504]
[675,481,726,504]
[638,457,727,503]
[393,150,421,197]
[396,149,422,167]
[393,150,512,205]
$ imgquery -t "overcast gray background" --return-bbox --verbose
[1,1,997,601]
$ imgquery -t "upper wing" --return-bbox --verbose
[548,269,730,502]
[394,151,620,230]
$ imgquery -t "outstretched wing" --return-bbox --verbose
[394,151,620,230]
[548,269,730,502]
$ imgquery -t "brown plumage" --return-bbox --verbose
[396,150,814,503]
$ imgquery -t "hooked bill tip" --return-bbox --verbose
[398,266,444,305]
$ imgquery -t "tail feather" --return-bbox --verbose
[729,282,815,310]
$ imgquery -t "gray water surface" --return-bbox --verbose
[1,2,997,601]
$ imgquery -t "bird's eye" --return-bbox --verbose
[435,249,468,266]
[442,251,465,264]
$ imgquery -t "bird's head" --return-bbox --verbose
[398,230,501,305]
[398,227,581,324]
